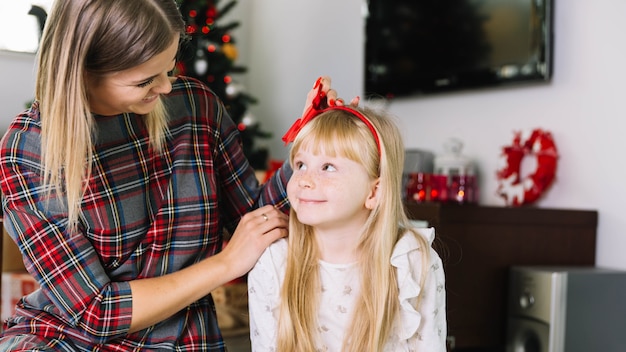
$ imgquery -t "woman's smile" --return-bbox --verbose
[142,95,159,103]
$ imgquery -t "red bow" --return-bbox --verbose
[282,77,331,145]
[281,77,381,155]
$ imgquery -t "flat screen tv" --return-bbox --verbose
[364,0,554,98]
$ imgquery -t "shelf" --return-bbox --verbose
[404,202,598,351]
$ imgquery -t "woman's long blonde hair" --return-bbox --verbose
[36,0,185,228]
[277,106,431,351]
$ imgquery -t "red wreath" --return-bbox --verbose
[496,129,558,206]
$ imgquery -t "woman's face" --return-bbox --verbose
[86,37,179,116]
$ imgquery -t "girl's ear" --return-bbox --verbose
[365,178,381,210]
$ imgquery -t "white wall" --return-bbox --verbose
[0,50,36,133]
[243,0,626,269]
[1,0,625,269]
[247,0,366,153]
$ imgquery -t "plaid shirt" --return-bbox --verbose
[0,76,290,351]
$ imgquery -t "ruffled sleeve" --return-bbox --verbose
[389,227,447,351]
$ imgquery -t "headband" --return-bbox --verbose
[281,79,381,156]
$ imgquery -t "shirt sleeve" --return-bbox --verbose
[413,235,447,351]
[392,228,447,351]
[210,99,290,233]
[258,160,292,213]
[0,123,132,343]
[247,239,288,352]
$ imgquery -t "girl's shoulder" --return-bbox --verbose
[251,238,288,274]
[266,237,289,258]
[391,226,442,282]
[394,227,436,255]
[390,227,446,347]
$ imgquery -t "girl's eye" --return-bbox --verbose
[137,78,155,88]
[322,164,336,172]
[294,161,306,171]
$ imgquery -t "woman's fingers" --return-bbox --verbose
[301,75,360,116]
[320,77,359,108]
[220,205,288,276]
[250,206,289,243]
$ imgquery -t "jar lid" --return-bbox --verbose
[434,138,475,175]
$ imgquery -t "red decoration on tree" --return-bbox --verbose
[176,0,271,169]
[186,24,197,34]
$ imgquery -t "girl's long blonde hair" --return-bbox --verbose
[36,0,185,228]
[278,106,431,351]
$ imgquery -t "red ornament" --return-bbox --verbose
[186,24,198,34]
[175,62,186,76]
[496,129,558,206]
[207,7,217,18]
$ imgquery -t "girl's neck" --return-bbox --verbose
[314,228,361,264]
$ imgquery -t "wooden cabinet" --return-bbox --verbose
[404,203,598,352]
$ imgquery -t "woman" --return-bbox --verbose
[0,1,342,350]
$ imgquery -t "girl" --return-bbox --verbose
[248,95,447,351]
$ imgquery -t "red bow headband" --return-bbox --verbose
[282,79,381,156]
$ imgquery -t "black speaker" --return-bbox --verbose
[506,266,626,352]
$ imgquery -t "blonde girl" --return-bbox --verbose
[248,103,447,351]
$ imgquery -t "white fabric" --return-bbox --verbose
[247,227,447,352]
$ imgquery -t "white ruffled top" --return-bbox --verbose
[247,227,447,352]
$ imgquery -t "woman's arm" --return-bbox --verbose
[0,105,288,342]
[124,79,289,332]
[129,205,287,333]
[2,176,286,340]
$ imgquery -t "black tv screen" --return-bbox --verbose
[364,0,554,98]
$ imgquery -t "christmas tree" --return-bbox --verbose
[176,0,271,170]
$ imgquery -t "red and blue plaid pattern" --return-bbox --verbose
[0,76,290,351]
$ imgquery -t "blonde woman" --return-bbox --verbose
[0,1,347,350]
[248,97,447,351]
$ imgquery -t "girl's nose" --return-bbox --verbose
[298,173,314,188]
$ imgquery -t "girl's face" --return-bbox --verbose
[86,37,179,116]
[287,147,379,234]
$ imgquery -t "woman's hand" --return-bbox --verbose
[283,76,361,145]
[301,76,359,115]
[129,204,287,332]
[219,205,289,278]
